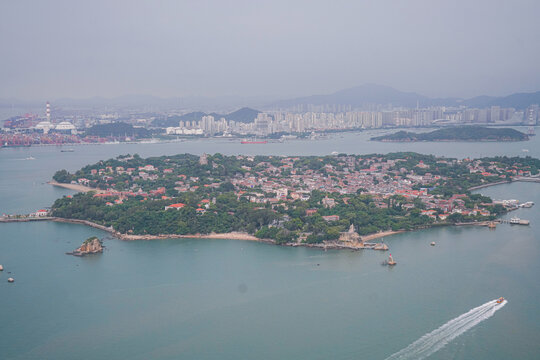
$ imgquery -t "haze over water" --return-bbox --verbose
[1,132,539,359]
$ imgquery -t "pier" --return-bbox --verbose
[468,176,540,191]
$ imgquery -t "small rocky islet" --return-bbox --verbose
[66,236,104,256]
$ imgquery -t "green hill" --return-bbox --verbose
[85,122,151,138]
[371,126,529,142]
[153,107,263,128]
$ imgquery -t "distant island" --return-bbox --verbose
[371,126,529,142]
[47,152,539,248]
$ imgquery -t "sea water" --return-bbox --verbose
[0,132,539,359]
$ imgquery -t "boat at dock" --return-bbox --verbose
[510,217,530,225]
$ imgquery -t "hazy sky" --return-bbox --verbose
[1,0,539,100]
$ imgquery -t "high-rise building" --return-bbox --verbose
[525,105,539,125]
[201,115,216,135]
[46,102,51,123]
[254,113,271,135]
[490,106,500,123]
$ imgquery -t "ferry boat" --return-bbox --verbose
[497,297,504,304]
[510,217,530,225]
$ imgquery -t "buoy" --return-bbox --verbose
[0,264,3,271]
[7,277,14,283]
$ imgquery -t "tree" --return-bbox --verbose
[53,169,73,183]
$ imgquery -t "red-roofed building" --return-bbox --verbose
[165,203,186,210]
[34,209,49,217]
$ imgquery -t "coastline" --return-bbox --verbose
[43,217,273,243]
[50,217,403,245]
[1,216,404,249]
[468,180,512,191]
[48,180,106,193]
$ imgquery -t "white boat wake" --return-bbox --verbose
[385,299,507,360]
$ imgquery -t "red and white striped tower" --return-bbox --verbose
[46,102,51,123]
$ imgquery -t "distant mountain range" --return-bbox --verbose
[1,84,539,117]
[153,107,262,127]
[268,84,540,110]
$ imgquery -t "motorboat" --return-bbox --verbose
[496,297,504,304]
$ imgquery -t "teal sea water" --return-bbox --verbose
[1,131,539,359]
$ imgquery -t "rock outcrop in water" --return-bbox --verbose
[67,236,103,256]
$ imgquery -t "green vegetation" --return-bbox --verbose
[85,122,151,138]
[83,236,99,245]
[371,126,529,142]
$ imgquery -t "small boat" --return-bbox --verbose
[7,277,14,283]
[430,242,436,246]
[496,297,504,304]
[387,253,396,266]
[488,222,496,229]
[61,149,75,152]
[241,139,267,144]
[24,156,35,160]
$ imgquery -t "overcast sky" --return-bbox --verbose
[1,0,539,100]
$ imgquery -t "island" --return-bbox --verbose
[67,236,104,256]
[46,152,540,249]
[371,126,529,142]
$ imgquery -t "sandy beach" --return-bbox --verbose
[361,230,404,241]
[48,181,106,193]
[116,231,264,242]
[47,218,268,242]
